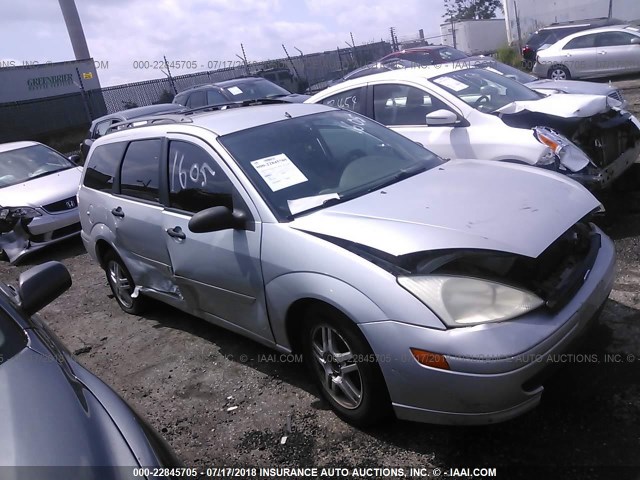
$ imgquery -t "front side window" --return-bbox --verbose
[119,139,162,202]
[432,68,542,113]
[168,141,234,213]
[83,142,127,192]
[373,84,452,125]
[219,110,442,219]
[596,32,637,47]
[187,91,206,108]
[320,87,365,114]
[0,144,76,188]
[207,89,228,106]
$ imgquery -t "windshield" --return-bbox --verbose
[472,60,537,83]
[399,47,469,65]
[431,68,543,113]
[0,144,75,188]
[219,110,443,219]
[220,79,291,101]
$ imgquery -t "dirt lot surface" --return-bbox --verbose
[2,82,640,480]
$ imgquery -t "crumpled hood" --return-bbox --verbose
[291,160,600,259]
[496,93,613,117]
[526,79,615,97]
[0,167,81,208]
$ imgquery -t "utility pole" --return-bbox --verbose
[390,27,398,51]
[163,56,177,94]
[450,18,457,49]
[608,0,613,18]
[514,1,523,54]
[240,43,250,76]
[58,0,90,60]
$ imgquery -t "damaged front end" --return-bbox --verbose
[0,207,45,264]
[329,219,601,328]
[500,101,640,190]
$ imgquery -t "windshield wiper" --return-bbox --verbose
[365,166,427,193]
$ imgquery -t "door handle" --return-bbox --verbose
[111,207,125,218]
[598,51,607,55]
[166,226,186,240]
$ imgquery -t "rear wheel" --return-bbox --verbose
[104,251,146,314]
[548,65,571,80]
[301,304,392,426]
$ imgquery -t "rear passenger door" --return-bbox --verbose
[160,136,272,342]
[112,138,174,285]
[560,33,598,77]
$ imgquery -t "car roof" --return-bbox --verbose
[559,24,637,40]
[315,62,469,93]
[93,104,184,124]
[179,77,267,93]
[102,103,336,140]
[0,141,41,153]
[537,17,624,31]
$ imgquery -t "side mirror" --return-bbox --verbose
[68,154,81,164]
[18,261,72,316]
[631,37,640,45]
[188,206,247,233]
[425,109,459,126]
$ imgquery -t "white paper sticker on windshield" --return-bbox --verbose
[251,153,308,192]
[227,86,243,95]
[433,76,469,92]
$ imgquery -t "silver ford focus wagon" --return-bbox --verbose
[78,102,615,426]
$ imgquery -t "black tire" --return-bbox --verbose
[103,250,146,315]
[547,65,571,80]
[301,304,392,427]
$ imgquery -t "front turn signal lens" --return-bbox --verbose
[410,348,450,370]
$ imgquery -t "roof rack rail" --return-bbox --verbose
[105,115,192,135]
[180,97,294,115]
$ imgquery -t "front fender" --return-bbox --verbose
[266,272,388,349]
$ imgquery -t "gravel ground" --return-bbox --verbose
[2,83,640,480]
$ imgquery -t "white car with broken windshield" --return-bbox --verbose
[306,64,640,190]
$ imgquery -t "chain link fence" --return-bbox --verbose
[0,40,393,147]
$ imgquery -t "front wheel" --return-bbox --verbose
[301,304,392,426]
[104,251,146,315]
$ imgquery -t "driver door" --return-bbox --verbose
[371,83,467,160]
[160,135,273,343]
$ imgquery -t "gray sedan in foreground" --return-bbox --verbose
[79,103,615,426]
[0,262,179,473]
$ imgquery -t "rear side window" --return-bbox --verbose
[119,139,162,202]
[83,142,127,192]
[565,33,597,49]
[320,87,365,114]
[207,89,227,105]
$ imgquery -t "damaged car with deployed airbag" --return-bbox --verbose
[306,65,640,190]
[79,103,615,426]
[0,141,82,263]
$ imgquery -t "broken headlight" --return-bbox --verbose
[0,207,42,221]
[398,275,544,327]
[0,207,42,233]
[533,127,591,172]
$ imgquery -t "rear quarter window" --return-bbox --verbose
[83,142,127,192]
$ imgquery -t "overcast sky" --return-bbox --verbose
[0,0,448,86]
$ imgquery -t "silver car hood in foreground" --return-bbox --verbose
[496,93,616,117]
[291,160,600,259]
[0,167,82,207]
